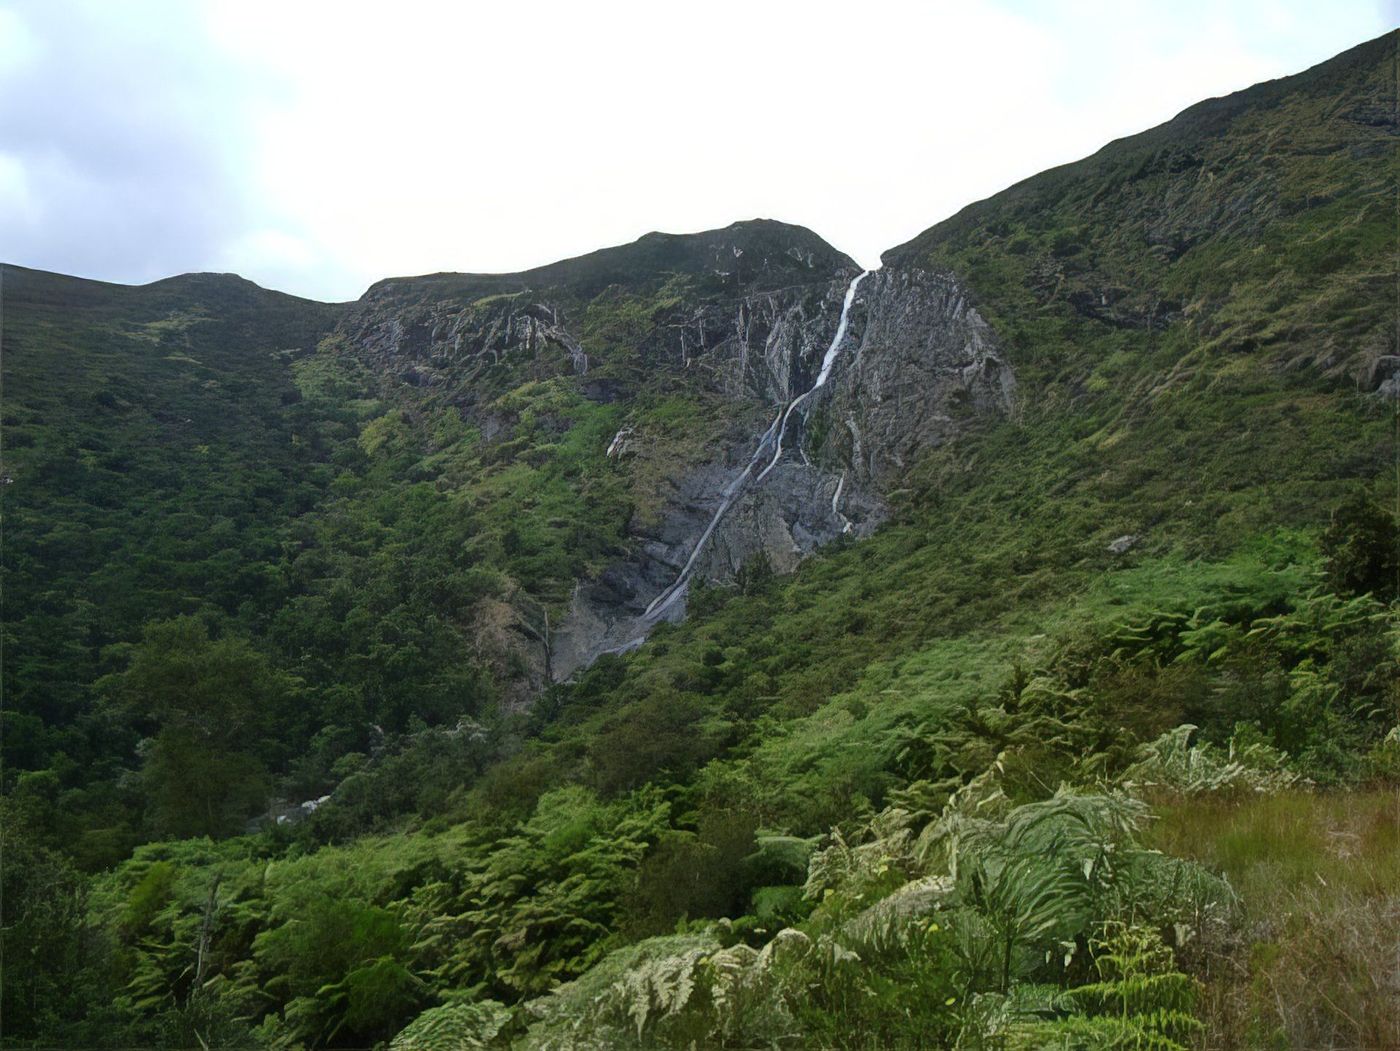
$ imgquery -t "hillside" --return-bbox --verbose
[3,31,1398,1051]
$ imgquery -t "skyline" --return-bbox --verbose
[1,1,1393,302]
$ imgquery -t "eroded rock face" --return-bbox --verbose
[345,295,591,390]
[550,265,1018,679]
[334,228,1018,685]
[817,267,1017,485]
[549,455,887,678]
[648,276,861,406]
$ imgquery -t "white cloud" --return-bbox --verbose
[0,1,262,281]
[1,0,1390,300]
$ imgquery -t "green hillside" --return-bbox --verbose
[3,31,1397,1051]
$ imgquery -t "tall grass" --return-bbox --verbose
[1148,789,1400,1049]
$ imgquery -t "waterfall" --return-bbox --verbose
[756,270,870,483]
[641,408,784,618]
[643,269,871,620]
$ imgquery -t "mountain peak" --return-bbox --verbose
[361,220,856,306]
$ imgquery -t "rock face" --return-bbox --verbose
[550,264,1018,678]
[549,451,888,677]
[343,294,590,394]
[333,222,1019,682]
[818,268,1017,485]
[340,250,865,409]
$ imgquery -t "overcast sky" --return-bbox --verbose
[1,1,1392,301]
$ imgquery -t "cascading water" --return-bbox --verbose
[643,269,871,620]
[756,270,869,483]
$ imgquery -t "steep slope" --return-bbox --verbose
[1,266,346,850]
[331,220,874,679]
[324,219,1015,678]
[247,31,1393,1032]
[867,30,1398,558]
[1,217,1021,863]
[888,30,1396,394]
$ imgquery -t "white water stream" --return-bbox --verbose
[755,270,870,483]
[642,270,871,620]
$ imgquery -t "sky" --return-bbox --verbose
[0,1,1393,302]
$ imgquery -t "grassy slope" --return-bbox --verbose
[391,32,1397,1041]
[1149,788,1399,1048]
[169,30,1394,1046]
[0,221,851,863]
[327,219,858,609]
[466,24,1398,818]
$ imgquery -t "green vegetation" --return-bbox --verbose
[4,31,1398,1051]
[7,518,1395,1047]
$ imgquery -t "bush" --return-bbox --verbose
[1321,492,1399,602]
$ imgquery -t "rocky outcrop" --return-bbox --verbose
[550,453,886,677]
[342,293,590,394]
[333,225,1018,683]
[817,267,1017,484]
[550,264,1017,678]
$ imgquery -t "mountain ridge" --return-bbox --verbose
[1,218,857,310]
[884,29,1398,268]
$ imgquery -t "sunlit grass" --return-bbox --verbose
[1150,789,1400,900]
[1148,789,1400,1049]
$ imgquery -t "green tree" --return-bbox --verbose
[255,896,426,1048]
[1321,492,1399,602]
[103,617,298,838]
[0,799,110,1042]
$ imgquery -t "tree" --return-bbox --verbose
[255,895,426,1047]
[0,799,105,1041]
[1321,492,1399,602]
[102,617,298,838]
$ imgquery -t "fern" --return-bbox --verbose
[520,933,719,1049]
[390,999,512,1050]
[517,926,818,1049]
[1120,723,1301,793]
[842,874,954,947]
[803,807,920,902]
[984,925,1203,1051]
[608,941,711,1037]
[1005,1012,1197,1050]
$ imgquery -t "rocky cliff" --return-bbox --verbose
[331,222,1019,679]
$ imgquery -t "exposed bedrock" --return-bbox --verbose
[551,265,1018,678]
[335,238,1018,681]
[816,267,1017,485]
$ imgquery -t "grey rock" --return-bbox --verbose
[553,266,1017,677]
[1107,534,1139,555]
[336,251,1019,686]
[1368,355,1399,399]
[817,267,1017,485]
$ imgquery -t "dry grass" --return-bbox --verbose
[1147,789,1400,1050]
